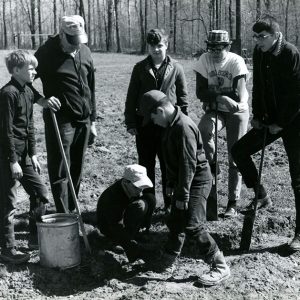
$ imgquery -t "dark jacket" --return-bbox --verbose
[125,55,188,130]
[0,77,42,163]
[34,35,96,122]
[162,107,212,203]
[252,36,300,127]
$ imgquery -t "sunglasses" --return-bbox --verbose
[207,47,226,53]
[252,34,271,41]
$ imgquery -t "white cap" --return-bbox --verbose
[123,164,153,189]
[61,15,88,45]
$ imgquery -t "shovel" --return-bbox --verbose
[206,104,219,221]
[240,127,268,251]
[50,110,91,254]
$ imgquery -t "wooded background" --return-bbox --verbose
[1,0,299,57]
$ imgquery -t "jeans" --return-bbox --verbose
[43,110,90,212]
[199,109,249,204]
[165,177,218,259]
[0,158,48,249]
[231,126,300,234]
[136,120,171,208]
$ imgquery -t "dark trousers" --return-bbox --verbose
[165,178,218,258]
[136,122,171,208]
[99,196,154,257]
[0,158,48,249]
[44,110,90,212]
[232,127,300,234]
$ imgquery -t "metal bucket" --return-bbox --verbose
[37,213,81,269]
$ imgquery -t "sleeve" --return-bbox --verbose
[174,64,188,115]
[1,91,17,163]
[88,57,96,122]
[124,64,140,130]
[175,125,197,203]
[27,99,36,158]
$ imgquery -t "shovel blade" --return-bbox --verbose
[240,211,256,251]
[206,184,218,221]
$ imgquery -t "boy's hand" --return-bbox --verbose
[216,95,238,112]
[175,200,189,211]
[10,162,23,179]
[88,122,98,146]
[31,155,41,174]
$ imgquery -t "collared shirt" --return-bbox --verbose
[148,56,169,89]
[0,77,42,162]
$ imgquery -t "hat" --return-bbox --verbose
[140,90,168,126]
[61,15,88,45]
[123,164,153,189]
[205,30,232,45]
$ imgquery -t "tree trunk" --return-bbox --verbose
[173,0,177,53]
[154,0,158,28]
[97,0,103,49]
[235,0,241,55]
[139,0,146,53]
[127,0,131,48]
[53,0,57,33]
[169,0,173,52]
[87,0,91,46]
[285,0,290,41]
[107,0,113,51]
[38,0,42,46]
[31,0,36,49]
[114,0,122,52]
[229,0,233,37]
[3,0,7,49]
[144,0,147,39]
[256,0,261,20]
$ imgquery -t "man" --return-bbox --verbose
[125,29,188,212]
[35,15,97,212]
[96,164,156,262]
[194,30,249,218]
[139,90,230,286]
[231,16,300,251]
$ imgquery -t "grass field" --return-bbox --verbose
[1,51,300,299]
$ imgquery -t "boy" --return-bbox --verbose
[232,16,300,251]
[0,50,49,263]
[139,90,230,286]
[194,30,249,218]
[125,28,188,213]
[97,164,156,262]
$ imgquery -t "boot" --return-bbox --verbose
[197,250,230,286]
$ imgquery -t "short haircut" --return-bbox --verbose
[146,29,168,45]
[252,15,280,34]
[5,50,38,74]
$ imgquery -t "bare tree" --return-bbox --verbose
[173,0,177,52]
[107,0,113,51]
[114,0,122,52]
[139,0,146,53]
[3,0,8,48]
[236,0,241,55]
[127,0,131,48]
[285,0,290,40]
[152,0,158,27]
[53,0,57,33]
[256,0,261,20]
[37,0,42,45]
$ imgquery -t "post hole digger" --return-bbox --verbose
[50,109,91,254]
[240,127,268,251]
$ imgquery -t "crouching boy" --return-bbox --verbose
[140,90,230,286]
[0,50,49,263]
[97,164,156,262]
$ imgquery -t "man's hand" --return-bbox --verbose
[216,95,238,112]
[127,128,138,136]
[88,122,98,146]
[31,155,41,174]
[251,118,263,130]
[175,200,189,211]
[38,96,61,111]
[10,162,23,179]
[268,124,282,135]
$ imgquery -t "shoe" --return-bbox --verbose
[28,234,39,250]
[241,195,272,214]
[289,233,300,251]
[224,207,238,218]
[197,250,230,286]
[0,248,30,264]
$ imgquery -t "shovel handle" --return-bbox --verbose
[50,110,91,254]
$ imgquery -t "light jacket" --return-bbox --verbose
[125,55,188,130]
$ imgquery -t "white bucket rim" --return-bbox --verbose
[37,213,79,228]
